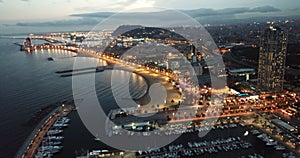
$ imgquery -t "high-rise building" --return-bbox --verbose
[257,26,287,92]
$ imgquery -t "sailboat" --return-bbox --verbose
[94,134,101,141]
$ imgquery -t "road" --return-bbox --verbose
[22,113,60,158]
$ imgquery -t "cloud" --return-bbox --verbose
[13,6,290,27]
[251,6,281,12]
[71,12,114,18]
[74,0,156,13]
[184,6,281,17]
[20,0,29,2]
[123,0,155,11]
[110,0,139,9]
[70,6,281,19]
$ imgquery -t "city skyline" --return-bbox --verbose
[9,24,299,157]
[0,1,300,158]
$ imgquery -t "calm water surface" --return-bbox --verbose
[0,37,147,157]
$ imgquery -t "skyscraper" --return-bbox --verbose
[257,26,287,92]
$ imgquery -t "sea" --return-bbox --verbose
[0,24,148,158]
[0,25,288,158]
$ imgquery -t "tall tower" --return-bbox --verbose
[257,26,287,92]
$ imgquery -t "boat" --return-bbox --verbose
[257,134,266,139]
[266,138,277,146]
[251,130,261,135]
[94,137,101,141]
[47,129,63,135]
[266,141,277,146]
[275,145,286,150]
[94,133,101,141]
[47,136,64,140]
[53,123,68,127]
[57,117,70,123]
[244,131,249,136]
[41,145,63,151]
[96,68,105,72]
[43,141,62,146]
[47,57,54,61]
[35,150,53,158]
[39,145,63,155]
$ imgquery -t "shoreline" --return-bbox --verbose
[15,101,74,158]
[131,70,155,105]
[14,107,59,158]
[14,49,178,158]
[75,49,180,107]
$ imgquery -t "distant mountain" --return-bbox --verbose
[112,25,143,36]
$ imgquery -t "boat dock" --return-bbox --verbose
[16,104,74,158]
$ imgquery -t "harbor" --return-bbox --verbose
[57,112,295,158]
[18,103,74,158]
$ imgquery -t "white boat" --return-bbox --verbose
[41,145,63,153]
[53,123,68,127]
[57,117,70,123]
[251,130,261,135]
[43,140,62,146]
[266,139,277,146]
[35,151,53,158]
[94,137,101,141]
[275,145,285,150]
[257,134,266,139]
[47,130,63,135]
[47,136,64,140]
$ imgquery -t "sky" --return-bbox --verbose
[0,0,300,23]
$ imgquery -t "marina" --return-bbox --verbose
[19,103,73,158]
[56,111,293,158]
[33,116,71,158]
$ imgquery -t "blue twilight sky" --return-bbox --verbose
[0,0,300,22]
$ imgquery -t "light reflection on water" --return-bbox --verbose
[0,38,148,158]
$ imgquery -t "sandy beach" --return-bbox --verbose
[76,48,182,113]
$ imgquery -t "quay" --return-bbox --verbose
[15,36,76,52]
[16,104,74,158]
[17,44,79,52]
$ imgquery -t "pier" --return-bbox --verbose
[15,43,79,52]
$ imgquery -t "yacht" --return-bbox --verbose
[275,145,286,150]
[47,130,63,135]
[47,136,64,140]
